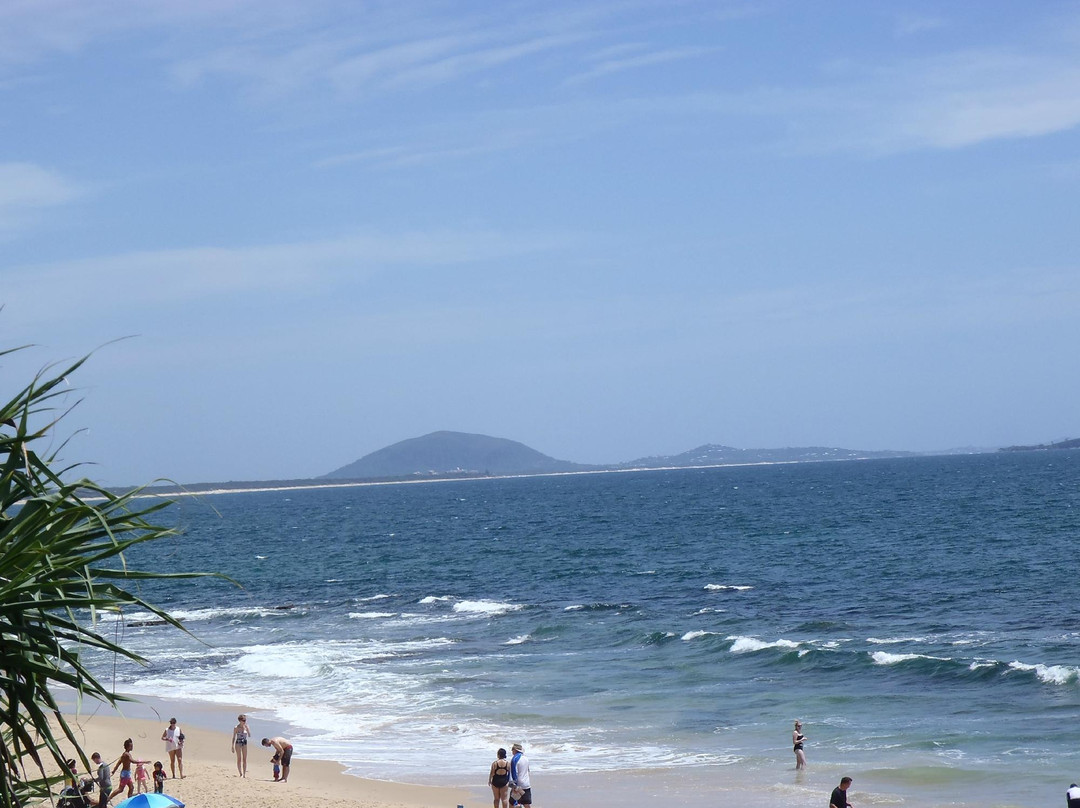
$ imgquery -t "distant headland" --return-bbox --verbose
[133,431,936,497]
[998,437,1080,452]
[123,430,1078,497]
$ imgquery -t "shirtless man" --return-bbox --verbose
[261,737,293,783]
[109,739,138,802]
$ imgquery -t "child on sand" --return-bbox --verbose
[109,739,136,802]
[152,762,166,794]
[271,753,281,782]
[135,761,149,794]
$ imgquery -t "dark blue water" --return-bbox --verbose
[97,452,1080,807]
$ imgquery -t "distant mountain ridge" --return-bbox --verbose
[620,443,915,468]
[999,437,1080,452]
[324,430,591,479]
[324,432,921,481]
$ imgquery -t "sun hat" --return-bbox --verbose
[511,743,523,752]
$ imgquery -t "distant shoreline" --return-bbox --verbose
[128,454,916,499]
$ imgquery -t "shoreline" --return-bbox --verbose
[55,694,1030,808]
[126,457,879,499]
[59,698,474,808]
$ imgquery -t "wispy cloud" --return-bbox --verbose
[0,0,291,67]
[0,162,81,235]
[834,50,1080,152]
[631,46,1080,156]
[0,227,571,331]
[894,13,946,37]
[165,3,610,99]
[565,44,713,85]
[313,134,527,170]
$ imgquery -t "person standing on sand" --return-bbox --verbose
[488,747,511,808]
[261,737,293,783]
[509,743,532,807]
[830,776,853,808]
[108,739,136,802]
[91,752,110,808]
[231,714,250,777]
[162,718,184,779]
[792,720,808,769]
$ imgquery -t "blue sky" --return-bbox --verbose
[2,0,1079,485]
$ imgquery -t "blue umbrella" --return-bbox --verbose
[116,794,184,808]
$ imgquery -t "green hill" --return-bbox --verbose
[324,431,589,479]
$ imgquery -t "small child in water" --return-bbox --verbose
[135,762,149,794]
[152,762,166,794]
[271,753,281,782]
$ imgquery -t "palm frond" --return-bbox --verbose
[0,346,224,808]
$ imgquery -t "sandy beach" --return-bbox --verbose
[54,706,472,808]
[49,698,889,808]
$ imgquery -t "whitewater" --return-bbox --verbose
[86,451,1080,807]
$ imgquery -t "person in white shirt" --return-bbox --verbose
[161,718,184,779]
[509,743,532,806]
[1066,783,1080,808]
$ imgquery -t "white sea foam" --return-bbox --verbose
[1008,661,1079,685]
[356,594,394,602]
[505,634,530,645]
[727,636,800,653]
[120,605,295,624]
[347,612,397,619]
[681,630,721,641]
[452,599,522,616]
[867,636,927,645]
[704,584,753,591]
[693,607,725,615]
[232,649,320,679]
[384,612,461,627]
[564,605,585,611]
[870,651,949,665]
[418,595,451,604]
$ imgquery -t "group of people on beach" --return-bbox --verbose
[231,712,293,782]
[487,742,532,808]
[66,718,184,808]
[66,713,297,808]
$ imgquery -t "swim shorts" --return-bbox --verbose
[281,745,293,766]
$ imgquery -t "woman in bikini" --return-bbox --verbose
[793,720,808,769]
[231,714,251,777]
[488,747,511,808]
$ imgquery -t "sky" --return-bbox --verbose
[2,0,1079,485]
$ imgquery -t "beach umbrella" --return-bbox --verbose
[115,794,185,808]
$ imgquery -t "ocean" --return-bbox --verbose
[88,452,1080,807]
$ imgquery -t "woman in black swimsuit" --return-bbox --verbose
[793,720,807,769]
[488,747,511,808]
